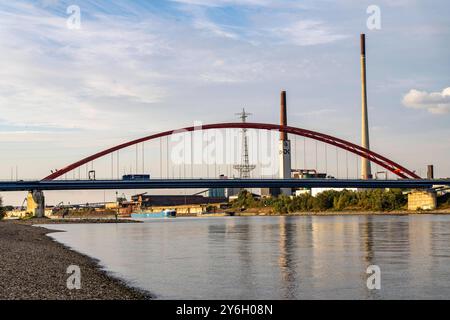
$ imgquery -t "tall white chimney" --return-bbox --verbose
[360,34,372,179]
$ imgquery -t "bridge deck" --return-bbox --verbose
[1,179,449,192]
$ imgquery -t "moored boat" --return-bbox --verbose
[131,209,176,218]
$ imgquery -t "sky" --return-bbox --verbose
[0,0,449,205]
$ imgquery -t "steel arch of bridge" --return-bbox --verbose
[42,122,420,181]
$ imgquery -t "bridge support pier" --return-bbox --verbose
[408,190,436,211]
[27,190,45,217]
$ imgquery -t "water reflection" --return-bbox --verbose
[43,215,450,299]
[278,216,297,299]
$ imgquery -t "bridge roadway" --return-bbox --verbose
[1,178,449,192]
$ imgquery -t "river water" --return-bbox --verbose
[42,215,450,299]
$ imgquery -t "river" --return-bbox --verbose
[42,215,450,299]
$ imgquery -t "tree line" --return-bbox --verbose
[232,189,409,213]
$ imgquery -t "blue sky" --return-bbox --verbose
[0,0,449,205]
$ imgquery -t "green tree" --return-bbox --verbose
[314,190,340,210]
[232,190,259,210]
[291,193,315,211]
[333,190,356,211]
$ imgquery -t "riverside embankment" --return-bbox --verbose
[0,219,150,300]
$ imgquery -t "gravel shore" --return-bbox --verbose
[15,217,141,225]
[0,220,151,300]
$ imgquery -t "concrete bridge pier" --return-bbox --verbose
[407,189,437,211]
[27,190,45,217]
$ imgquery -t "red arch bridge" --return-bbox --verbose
[2,122,449,192]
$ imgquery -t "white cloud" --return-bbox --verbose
[275,20,348,46]
[0,0,324,134]
[170,0,278,7]
[40,0,59,7]
[0,4,171,130]
[181,5,240,39]
[402,87,450,114]
[0,2,272,132]
[170,0,312,10]
[382,0,417,7]
[193,19,238,39]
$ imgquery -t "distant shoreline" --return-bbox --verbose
[190,209,450,217]
[232,209,450,216]
[7,210,450,223]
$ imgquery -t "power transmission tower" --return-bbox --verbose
[233,108,256,178]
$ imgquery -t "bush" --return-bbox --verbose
[0,195,5,220]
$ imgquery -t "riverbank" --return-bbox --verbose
[0,219,150,300]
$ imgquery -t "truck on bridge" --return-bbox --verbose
[122,174,150,181]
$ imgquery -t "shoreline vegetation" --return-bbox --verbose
[229,189,450,215]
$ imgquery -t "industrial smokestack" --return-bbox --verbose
[427,165,434,179]
[360,34,372,179]
[280,90,287,141]
[279,90,292,195]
